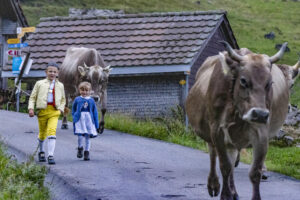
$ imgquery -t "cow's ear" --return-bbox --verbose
[103,65,112,73]
[219,52,239,76]
[78,66,86,76]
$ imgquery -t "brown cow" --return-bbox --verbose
[186,41,288,200]
[277,54,300,90]
[59,47,111,133]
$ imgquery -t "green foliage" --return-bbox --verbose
[0,144,49,200]
[265,145,300,179]
[290,77,300,107]
[240,145,300,179]
[104,106,207,151]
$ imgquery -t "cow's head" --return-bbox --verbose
[288,53,300,88]
[219,41,287,124]
[77,63,111,99]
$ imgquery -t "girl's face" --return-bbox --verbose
[79,87,90,97]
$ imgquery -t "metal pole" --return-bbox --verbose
[9,52,30,103]
[185,72,189,130]
[16,79,20,112]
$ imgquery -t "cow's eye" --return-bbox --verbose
[265,81,273,91]
[240,77,249,88]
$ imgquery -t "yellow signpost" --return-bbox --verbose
[16,27,36,39]
[7,38,20,44]
[17,32,25,39]
[22,27,36,33]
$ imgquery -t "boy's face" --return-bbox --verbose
[46,66,58,81]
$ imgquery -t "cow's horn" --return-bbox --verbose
[219,41,243,62]
[269,42,288,64]
[294,53,300,70]
[84,62,89,69]
[293,61,300,71]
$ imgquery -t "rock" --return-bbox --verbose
[69,8,124,18]
[264,32,275,40]
[276,129,286,139]
[283,136,294,146]
[284,117,298,126]
[275,44,290,52]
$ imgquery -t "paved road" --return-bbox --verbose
[0,110,299,200]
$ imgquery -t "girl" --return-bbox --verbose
[72,82,99,160]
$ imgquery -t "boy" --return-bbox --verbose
[28,62,66,165]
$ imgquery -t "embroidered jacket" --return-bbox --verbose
[72,96,99,129]
[28,78,66,112]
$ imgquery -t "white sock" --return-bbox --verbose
[39,140,45,152]
[78,135,84,148]
[85,135,90,151]
[48,138,56,156]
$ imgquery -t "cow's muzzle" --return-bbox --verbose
[242,108,269,124]
[91,96,99,102]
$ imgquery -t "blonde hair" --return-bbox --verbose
[78,82,91,91]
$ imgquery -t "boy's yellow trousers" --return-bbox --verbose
[37,105,61,141]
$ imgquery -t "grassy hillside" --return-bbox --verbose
[20,0,300,103]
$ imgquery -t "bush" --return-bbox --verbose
[0,144,49,200]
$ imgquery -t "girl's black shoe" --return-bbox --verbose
[48,156,56,165]
[77,147,83,158]
[84,151,90,161]
[38,151,46,162]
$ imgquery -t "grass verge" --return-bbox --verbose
[0,143,49,200]
[104,112,207,151]
[241,144,300,180]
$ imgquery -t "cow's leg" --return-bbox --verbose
[207,143,220,197]
[227,148,239,200]
[234,151,240,167]
[249,134,268,200]
[261,162,268,180]
[61,95,69,129]
[98,90,107,134]
[212,126,237,200]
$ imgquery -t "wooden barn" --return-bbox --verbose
[2,10,239,117]
[0,0,28,89]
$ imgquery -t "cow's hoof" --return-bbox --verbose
[61,124,68,129]
[261,173,268,180]
[235,152,240,167]
[207,176,220,197]
[233,193,239,200]
[99,127,104,134]
[99,122,105,134]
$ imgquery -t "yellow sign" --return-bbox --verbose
[7,38,20,44]
[22,27,36,33]
[179,80,186,85]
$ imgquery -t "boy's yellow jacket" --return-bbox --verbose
[28,78,66,113]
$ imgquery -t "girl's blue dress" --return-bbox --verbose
[72,96,99,138]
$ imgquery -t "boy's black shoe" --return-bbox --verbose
[84,151,90,161]
[48,156,56,165]
[38,151,46,162]
[77,147,83,158]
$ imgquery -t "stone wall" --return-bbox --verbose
[107,74,186,118]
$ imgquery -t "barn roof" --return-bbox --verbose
[0,0,28,28]
[3,10,238,76]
